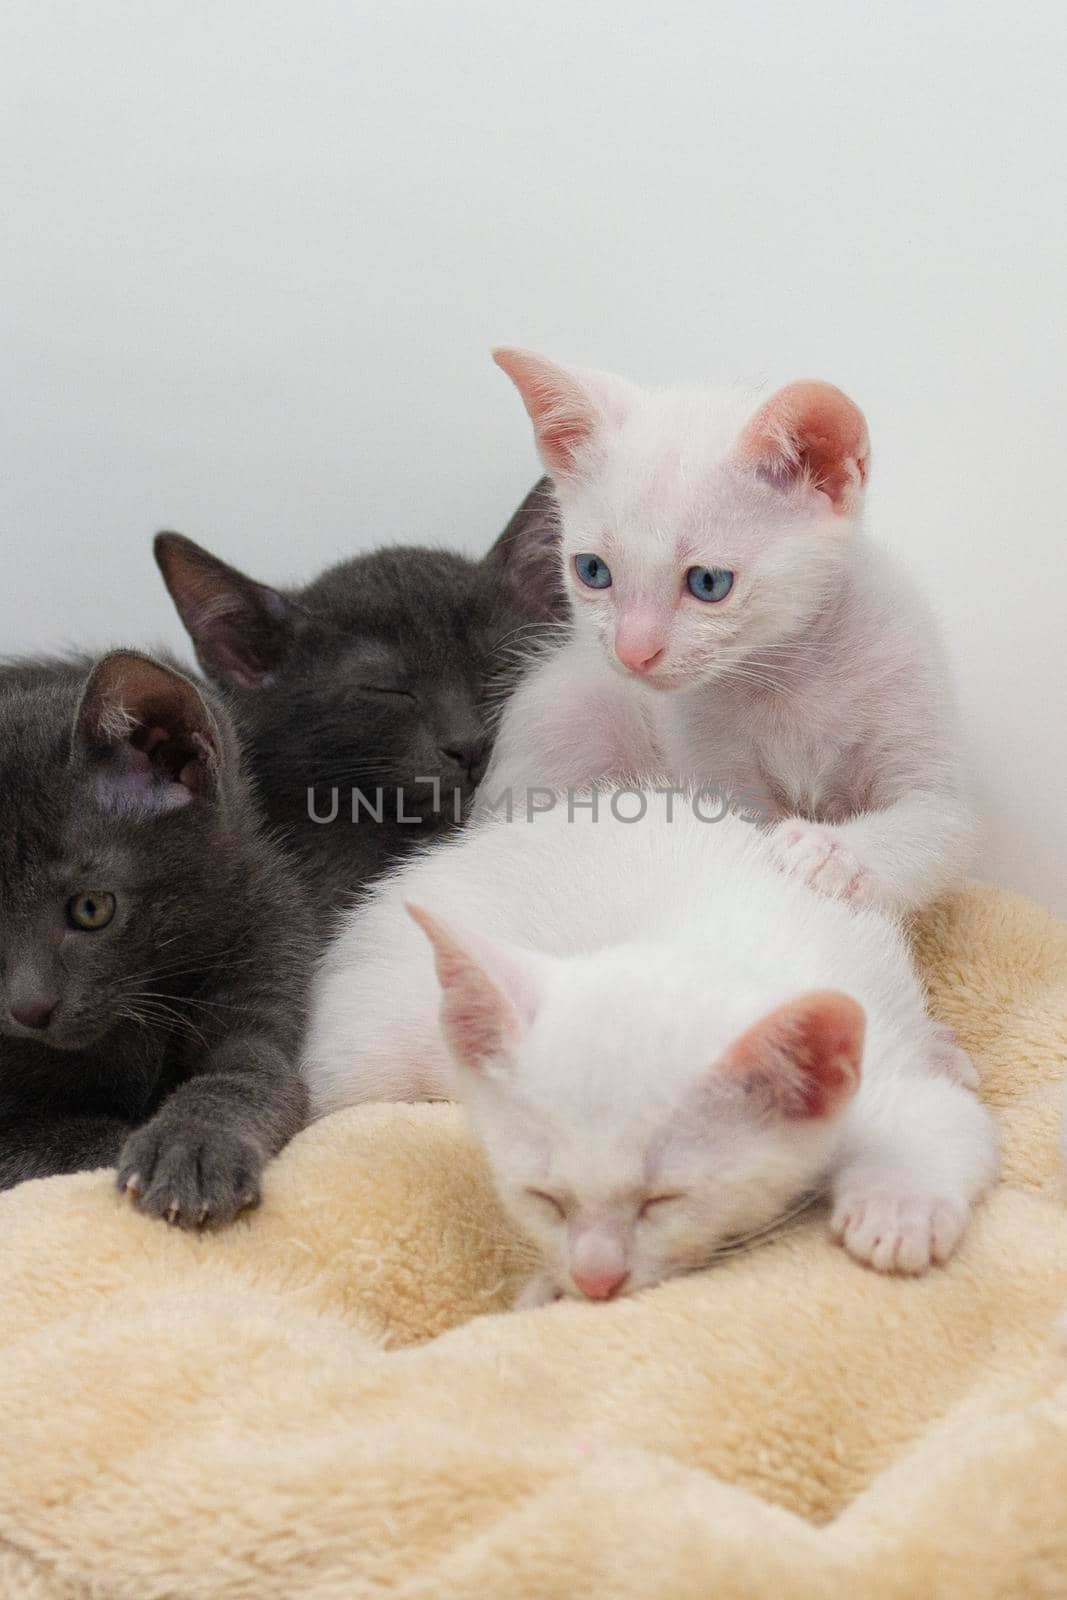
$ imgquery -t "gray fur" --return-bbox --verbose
[155,479,564,933]
[0,651,312,1221]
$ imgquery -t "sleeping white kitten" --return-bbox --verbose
[481,348,976,915]
[304,796,997,1304]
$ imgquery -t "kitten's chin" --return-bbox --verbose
[52,1004,135,1052]
[606,657,688,694]
[606,653,729,695]
[1,1021,95,1053]
[42,1035,91,1053]
[403,780,475,822]
[360,780,473,824]
[557,1264,685,1301]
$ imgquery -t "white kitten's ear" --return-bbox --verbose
[736,381,870,516]
[73,652,222,817]
[721,990,864,1119]
[492,347,632,481]
[406,903,543,1072]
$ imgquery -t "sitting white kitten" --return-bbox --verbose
[482,348,976,914]
[305,796,997,1303]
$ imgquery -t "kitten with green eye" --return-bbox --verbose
[0,650,312,1220]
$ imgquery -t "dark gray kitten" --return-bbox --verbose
[0,650,312,1221]
[155,479,562,932]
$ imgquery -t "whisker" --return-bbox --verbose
[707,1189,825,1261]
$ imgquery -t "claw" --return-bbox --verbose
[124,1173,143,1199]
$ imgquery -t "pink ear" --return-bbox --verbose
[406,903,542,1072]
[493,347,617,480]
[722,990,864,1120]
[736,380,870,516]
[74,652,221,817]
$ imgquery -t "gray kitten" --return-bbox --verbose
[155,480,562,934]
[0,650,312,1221]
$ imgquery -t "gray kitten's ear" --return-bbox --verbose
[484,477,569,625]
[154,532,303,690]
[74,652,221,816]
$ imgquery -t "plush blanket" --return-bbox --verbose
[1,883,1066,1599]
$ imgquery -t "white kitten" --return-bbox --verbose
[305,796,997,1303]
[481,349,976,915]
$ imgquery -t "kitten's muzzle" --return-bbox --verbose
[615,643,665,677]
[9,996,57,1032]
[438,738,489,787]
[571,1266,630,1301]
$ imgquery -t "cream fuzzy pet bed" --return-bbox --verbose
[1,883,1066,1599]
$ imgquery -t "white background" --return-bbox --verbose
[2,2,1064,913]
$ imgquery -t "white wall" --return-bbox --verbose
[1,1,1064,913]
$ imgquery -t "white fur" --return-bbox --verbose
[304,797,998,1301]
[482,359,976,914]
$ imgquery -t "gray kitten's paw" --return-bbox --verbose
[117,1118,265,1227]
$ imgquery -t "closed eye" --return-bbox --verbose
[526,1189,566,1218]
[362,686,416,701]
[639,1194,684,1219]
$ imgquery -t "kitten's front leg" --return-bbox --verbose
[0,1113,130,1191]
[831,1178,969,1272]
[117,1040,307,1227]
[830,1071,998,1274]
[768,788,977,914]
[478,641,662,806]
[767,820,876,906]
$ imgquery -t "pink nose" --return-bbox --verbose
[10,998,56,1031]
[615,640,664,675]
[572,1267,629,1301]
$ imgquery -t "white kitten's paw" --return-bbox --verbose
[830,1181,968,1274]
[514,1271,563,1310]
[926,1020,981,1090]
[768,820,875,906]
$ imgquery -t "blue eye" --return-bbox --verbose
[686,566,734,603]
[574,553,612,590]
